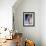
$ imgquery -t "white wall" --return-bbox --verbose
[13,0,41,46]
[40,0,46,46]
[0,0,16,29]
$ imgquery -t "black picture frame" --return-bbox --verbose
[23,12,35,27]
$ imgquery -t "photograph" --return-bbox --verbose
[0,0,45,46]
[23,12,35,27]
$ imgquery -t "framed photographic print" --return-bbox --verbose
[23,12,35,27]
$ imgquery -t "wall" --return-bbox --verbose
[13,0,41,46]
[0,0,16,29]
[40,0,46,46]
